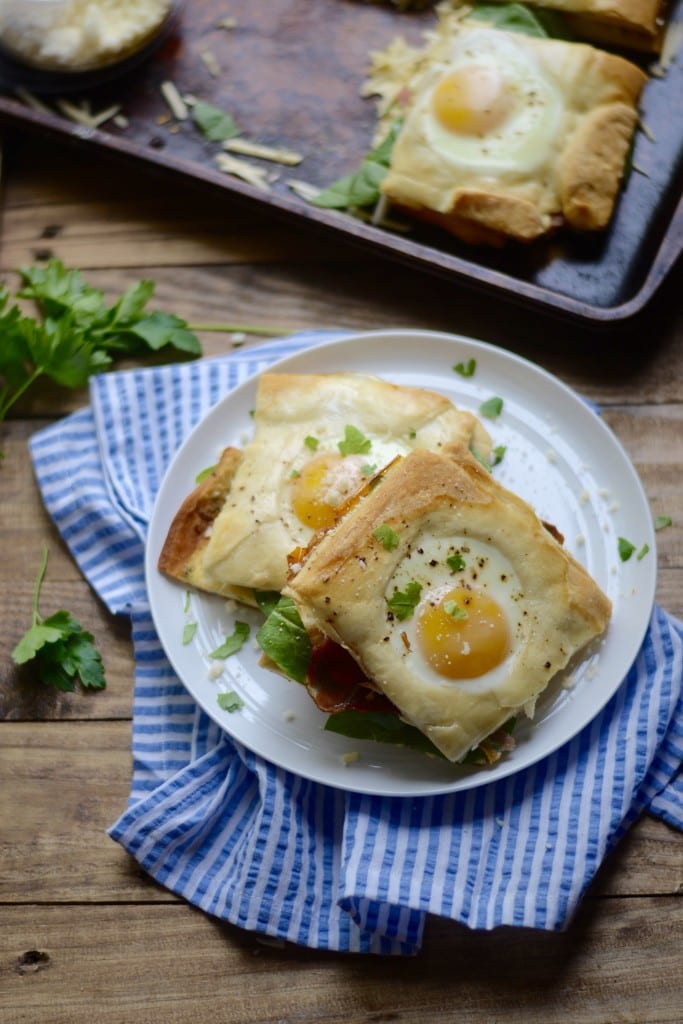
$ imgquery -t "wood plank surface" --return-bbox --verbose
[3,900,682,1024]
[0,119,681,1024]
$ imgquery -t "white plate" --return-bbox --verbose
[145,330,656,797]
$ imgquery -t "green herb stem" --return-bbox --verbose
[0,365,43,421]
[32,545,49,627]
[188,322,291,337]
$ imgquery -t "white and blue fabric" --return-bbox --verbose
[30,330,683,955]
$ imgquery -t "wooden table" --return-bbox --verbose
[1,129,681,1024]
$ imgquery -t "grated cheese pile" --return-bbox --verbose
[0,0,172,71]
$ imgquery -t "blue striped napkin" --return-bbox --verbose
[30,331,683,955]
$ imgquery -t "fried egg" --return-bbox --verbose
[192,373,491,596]
[386,535,526,696]
[284,446,611,763]
[419,29,563,178]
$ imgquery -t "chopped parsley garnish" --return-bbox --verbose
[217,690,244,712]
[12,547,106,692]
[491,445,507,466]
[338,424,372,456]
[637,544,650,561]
[304,435,319,451]
[373,524,400,550]
[209,621,250,659]
[655,515,672,531]
[387,581,422,621]
[361,463,377,476]
[479,396,504,419]
[470,447,492,472]
[443,600,468,620]
[453,358,476,377]
[618,537,636,562]
[182,622,198,645]
[447,553,466,572]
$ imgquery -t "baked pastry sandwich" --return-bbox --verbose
[283,444,612,763]
[158,372,492,600]
[369,14,648,245]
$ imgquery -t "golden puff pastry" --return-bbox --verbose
[377,22,647,245]
[284,445,612,763]
[197,372,491,596]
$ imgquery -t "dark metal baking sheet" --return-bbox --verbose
[0,0,681,324]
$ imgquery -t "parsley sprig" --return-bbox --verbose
[12,547,106,692]
[0,259,202,436]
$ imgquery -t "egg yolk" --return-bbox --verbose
[417,586,510,679]
[291,452,364,530]
[431,65,514,137]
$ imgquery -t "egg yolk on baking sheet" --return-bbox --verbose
[417,585,511,679]
[431,65,515,137]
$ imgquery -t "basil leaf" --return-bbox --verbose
[256,596,312,684]
[192,99,240,142]
[325,710,445,758]
[312,121,402,210]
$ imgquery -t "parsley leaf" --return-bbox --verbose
[453,358,476,377]
[655,515,672,531]
[443,600,468,620]
[182,622,198,645]
[491,445,507,466]
[209,621,250,659]
[387,581,422,621]
[338,424,372,456]
[373,524,400,550]
[12,547,106,692]
[217,690,245,712]
[479,396,504,419]
[447,553,466,572]
[304,435,319,451]
[618,537,636,562]
[0,259,202,439]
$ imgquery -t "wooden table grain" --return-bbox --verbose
[1,129,681,1024]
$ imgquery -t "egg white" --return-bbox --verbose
[420,28,563,177]
[385,534,527,695]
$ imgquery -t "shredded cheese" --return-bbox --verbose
[224,138,303,166]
